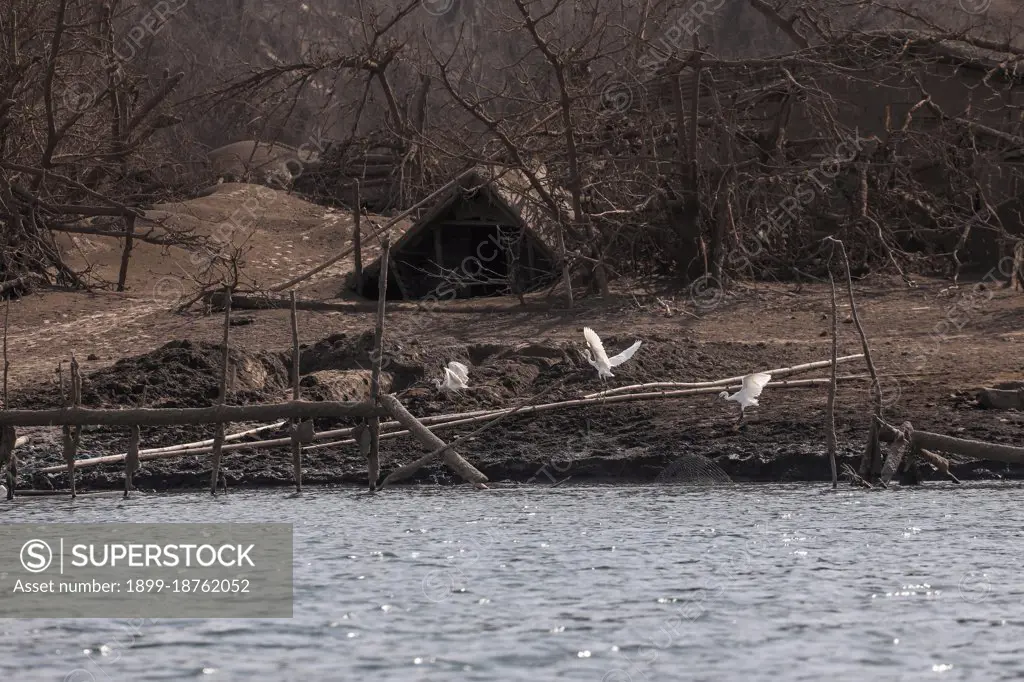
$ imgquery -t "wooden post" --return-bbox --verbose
[124,425,140,498]
[290,291,303,492]
[3,298,9,409]
[826,268,839,489]
[1,425,15,500]
[1,301,9,499]
[117,214,136,292]
[353,179,363,294]
[63,357,83,498]
[210,286,231,495]
[380,394,488,486]
[367,236,390,491]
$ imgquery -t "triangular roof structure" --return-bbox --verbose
[354,170,560,299]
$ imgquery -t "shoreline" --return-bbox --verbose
[15,437,1023,495]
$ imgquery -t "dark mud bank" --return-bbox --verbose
[12,333,1023,493]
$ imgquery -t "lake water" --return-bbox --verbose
[1,483,1023,681]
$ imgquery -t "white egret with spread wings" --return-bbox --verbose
[583,327,642,380]
[720,372,772,424]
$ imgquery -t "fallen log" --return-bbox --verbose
[878,420,1024,465]
[380,394,488,487]
[0,275,40,294]
[976,388,1024,410]
[0,400,384,428]
[204,291,559,315]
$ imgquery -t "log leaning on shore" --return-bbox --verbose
[379,394,488,487]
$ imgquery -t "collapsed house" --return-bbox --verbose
[352,171,560,300]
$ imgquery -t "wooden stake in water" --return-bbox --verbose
[826,266,839,489]
[63,356,83,498]
[367,236,390,491]
[125,425,140,498]
[1,300,10,499]
[210,286,231,495]
[290,290,303,492]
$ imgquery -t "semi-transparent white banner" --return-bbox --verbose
[0,523,293,618]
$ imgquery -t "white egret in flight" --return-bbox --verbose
[583,327,642,380]
[435,361,470,391]
[720,372,772,423]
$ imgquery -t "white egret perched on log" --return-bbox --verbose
[720,372,772,424]
[583,327,642,380]
[435,361,470,392]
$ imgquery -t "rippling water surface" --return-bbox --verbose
[1,483,1023,681]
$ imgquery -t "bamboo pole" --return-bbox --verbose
[380,394,488,487]
[137,421,286,455]
[584,355,865,398]
[210,287,231,495]
[290,291,303,492]
[367,237,391,491]
[1,401,382,429]
[826,268,839,489]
